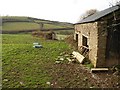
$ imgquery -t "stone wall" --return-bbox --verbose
[74,9,120,67]
[75,22,99,67]
[97,21,107,67]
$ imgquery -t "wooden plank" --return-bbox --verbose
[72,51,85,63]
[91,68,109,72]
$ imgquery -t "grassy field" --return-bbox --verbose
[2,34,120,88]
[2,22,40,31]
[2,34,72,88]
[2,22,67,31]
[2,16,29,21]
[2,16,74,32]
[56,34,69,40]
[43,24,66,29]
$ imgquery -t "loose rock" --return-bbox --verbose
[59,58,64,61]
[46,82,50,85]
[55,61,61,64]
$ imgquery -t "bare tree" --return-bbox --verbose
[115,0,120,5]
[108,0,120,6]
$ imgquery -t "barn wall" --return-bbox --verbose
[97,21,107,67]
[74,9,120,68]
[75,22,99,67]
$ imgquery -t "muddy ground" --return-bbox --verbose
[45,58,120,88]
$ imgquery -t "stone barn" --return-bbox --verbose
[74,4,120,67]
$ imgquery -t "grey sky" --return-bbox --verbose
[0,0,119,23]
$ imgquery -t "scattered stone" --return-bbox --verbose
[51,83,54,86]
[71,59,76,63]
[90,86,93,88]
[46,82,51,85]
[60,52,66,56]
[3,79,8,82]
[55,61,61,64]
[66,58,72,62]
[57,56,61,58]
[92,74,98,80]
[83,77,88,81]
[59,58,64,61]
[64,54,69,57]
[113,71,120,76]
[20,82,24,85]
[55,82,57,85]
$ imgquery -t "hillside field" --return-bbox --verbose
[2,16,74,32]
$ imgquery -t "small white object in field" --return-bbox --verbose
[55,61,61,64]
[51,83,54,86]
[33,45,43,48]
[59,57,64,61]
[46,82,50,85]
[20,82,24,85]
[33,42,39,45]
[66,58,72,62]
[3,79,8,82]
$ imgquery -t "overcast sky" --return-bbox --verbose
[0,0,119,23]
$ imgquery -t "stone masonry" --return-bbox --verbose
[74,21,108,67]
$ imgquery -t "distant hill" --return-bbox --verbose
[2,16,74,34]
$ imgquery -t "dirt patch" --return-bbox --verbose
[46,62,120,88]
[44,52,120,88]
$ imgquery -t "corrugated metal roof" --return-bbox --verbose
[76,5,120,24]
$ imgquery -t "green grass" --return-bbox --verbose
[2,34,71,88]
[2,16,29,21]
[2,22,40,31]
[2,22,72,31]
[56,34,69,40]
[55,30,74,35]
[2,16,74,32]
[43,24,65,29]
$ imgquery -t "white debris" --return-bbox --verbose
[66,58,72,62]
[20,82,24,85]
[51,83,54,86]
[33,45,42,48]
[46,82,50,85]
[3,79,8,82]
[33,42,39,45]
[59,58,64,61]
[55,61,61,64]
[72,51,85,63]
